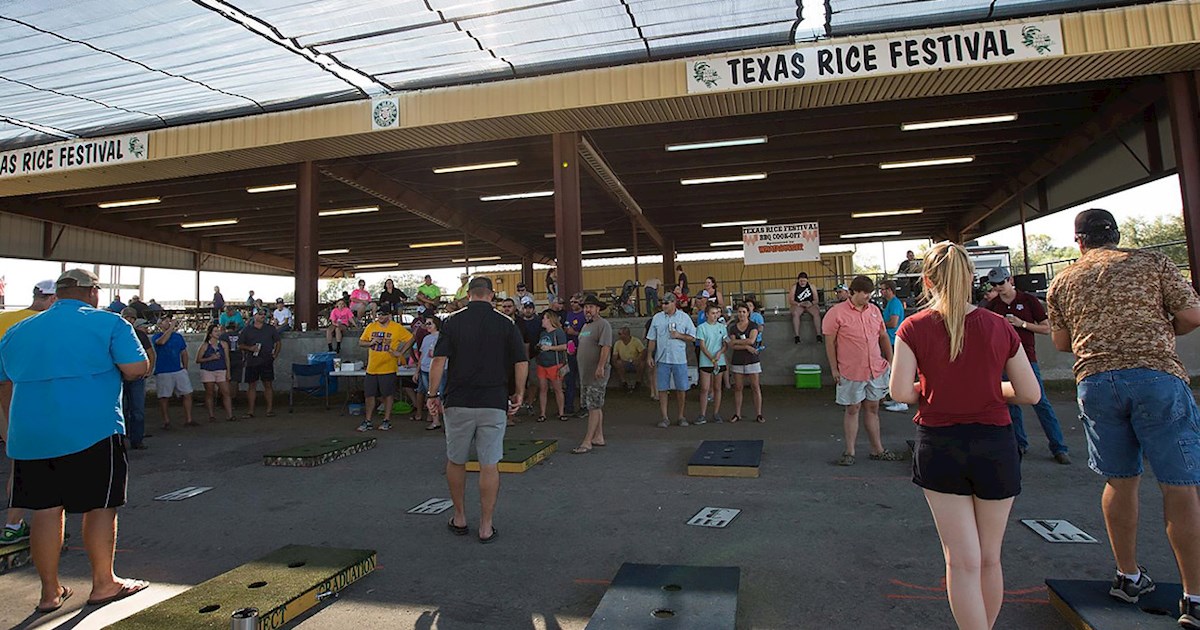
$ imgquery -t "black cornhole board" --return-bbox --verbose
[1047,579,1185,629]
[687,440,763,478]
[586,563,739,629]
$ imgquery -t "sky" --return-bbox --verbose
[0,175,1185,310]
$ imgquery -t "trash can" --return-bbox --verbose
[794,364,821,389]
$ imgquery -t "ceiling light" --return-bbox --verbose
[701,219,766,228]
[840,231,903,239]
[409,240,463,249]
[318,248,350,255]
[451,256,502,263]
[433,160,519,174]
[246,183,296,193]
[355,262,399,269]
[181,218,239,229]
[582,248,627,255]
[666,137,767,152]
[544,229,606,238]
[709,241,744,247]
[901,114,1018,132]
[98,197,161,209]
[879,156,974,170]
[480,190,554,201]
[681,173,767,185]
[851,208,924,219]
[318,206,379,217]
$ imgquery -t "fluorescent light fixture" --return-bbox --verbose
[701,219,766,228]
[709,241,744,247]
[666,137,767,152]
[582,248,627,255]
[451,256,503,263]
[246,183,296,193]
[544,229,606,238]
[433,160,519,174]
[318,248,350,255]
[480,190,554,201]
[355,262,399,269]
[879,156,974,170]
[409,240,463,249]
[681,173,767,186]
[98,197,160,209]
[840,231,903,239]
[181,218,238,229]
[851,208,924,219]
[318,206,379,217]
[901,114,1018,132]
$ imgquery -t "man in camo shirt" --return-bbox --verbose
[1047,208,1200,627]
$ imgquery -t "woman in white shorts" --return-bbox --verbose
[196,323,235,422]
[727,304,764,423]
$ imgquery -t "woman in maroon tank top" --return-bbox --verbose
[889,241,1040,630]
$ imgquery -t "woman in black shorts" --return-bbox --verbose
[889,241,1040,630]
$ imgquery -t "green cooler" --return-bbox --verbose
[794,364,822,389]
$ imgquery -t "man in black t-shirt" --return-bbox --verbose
[238,311,281,418]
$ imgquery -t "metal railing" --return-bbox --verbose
[1037,240,1191,282]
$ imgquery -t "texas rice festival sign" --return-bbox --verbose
[687,20,1063,94]
[0,132,148,179]
[743,223,820,265]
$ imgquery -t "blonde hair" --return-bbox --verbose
[543,310,562,329]
[921,241,976,361]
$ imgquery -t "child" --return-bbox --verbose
[695,305,728,424]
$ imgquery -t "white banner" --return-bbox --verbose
[0,132,149,179]
[371,97,399,130]
[688,20,1063,94]
[743,222,820,265]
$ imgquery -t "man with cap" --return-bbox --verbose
[0,280,57,547]
[562,293,587,417]
[271,299,293,332]
[427,277,528,543]
[646,291,696,427]
[152,317,195,429]
[572,294,613,453]
[448,274,471,311]
[416,275,443,317]
[790,272,822,343]
[833,284,850,303]
[516,300,542,412]
[356,302,413,432]
[514,282,535,309]
[1048,208,1200,626]
[0,269,151,612]
[984,266,1069,464]
[119,309,155,450]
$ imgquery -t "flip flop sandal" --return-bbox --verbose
[183,421,199,427]
[425,424,442,430]
[479,528,499,544]
[536,415,547,423]
[570,446,592,454]
[87,579,149,606]
[756,415,765,423]
[265,411,276,417]
[558,415,570,421]
[207,416,217,423]
[591,442,607,447]
[160,423,171,430]
[36,585,73,613]
[447,518,468,536]
[243,413,255,419]
[728,415,740,423]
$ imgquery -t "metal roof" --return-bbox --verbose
[827,0,1162,35]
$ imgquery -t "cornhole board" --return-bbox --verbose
[1047,579,1185,629]
[0,533,68,576]
[263,436,375,467]
[586,563,739,629]
[110,545,376,630]
[687,440,763,478]
[465,439,557,473]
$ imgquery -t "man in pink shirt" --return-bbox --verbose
[349,279,374,325]
[822,275,902,465]
[327,299,354,352]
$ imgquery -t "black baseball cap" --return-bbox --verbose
[1075,208,1118,235]
[377,302,394,315]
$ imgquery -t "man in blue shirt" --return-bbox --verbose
[0,269,150,612]
[646,293,697,428]
[218,304,244,329]
[107,294,125,313]
[879,280,909,412]
[153,317,195,428]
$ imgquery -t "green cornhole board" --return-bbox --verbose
[465,439,557,473]
[1047,579,1185,629]
[109,544,376,630]
[0,533,68,575]
[263,436,376,467]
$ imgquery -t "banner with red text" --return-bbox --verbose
[743,222,820,265]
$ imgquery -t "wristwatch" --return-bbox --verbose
[426,391,441,398]
[1021,321,1027,329]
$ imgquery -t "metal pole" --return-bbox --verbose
[631,218,640,315]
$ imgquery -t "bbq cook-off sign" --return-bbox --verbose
[743,223,820,265]
[687,20,1063,94]
[0,132,149,179]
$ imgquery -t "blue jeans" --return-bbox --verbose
[1009,362,1067,454]
[565,352,580,412]
[123,378,146,447]
[644,286,660,315]
[1078,368,1200,485]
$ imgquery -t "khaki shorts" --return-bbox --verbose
[835,368,890,406]
[444,407,507,466]
[200,369,226,384]
[155,370,193,398]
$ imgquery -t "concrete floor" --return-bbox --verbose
[0,386,1189,629]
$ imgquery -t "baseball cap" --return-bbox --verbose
[798,272,808,278]
[986,267,1011,284]
[1075,208,1118,234]
[56,268,100,289]
[835,284,848,292]
[582,294,606,307]
[516,282,526,289]
[33,279,55,296]
[468,277,493,292]
[377,302,394,315]
[133,318,150,329]
[661,293,677,303]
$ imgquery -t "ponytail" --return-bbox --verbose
[922,241,975,361]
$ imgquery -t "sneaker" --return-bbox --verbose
[1054,451,1072,465]
[713,413,724,424]
[1180,596,1199,629]
[657,419,670,429]
[884,401,909,412]
[356,421,373,432]
[379,420,392,431]
[0,521,30,545]
[1110,566,1155,603]
[575,409,588,419]
[693,414,707,426]
[678,418,689,427]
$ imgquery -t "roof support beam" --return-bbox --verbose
[578,135,665,251]
[957,78,1164,238]
[319,162,554,265]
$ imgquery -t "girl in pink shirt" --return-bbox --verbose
[327,300,354,353]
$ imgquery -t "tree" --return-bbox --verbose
[1120,214,1187,266]
[318,273,425,303]
[1000,235,1077,274]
